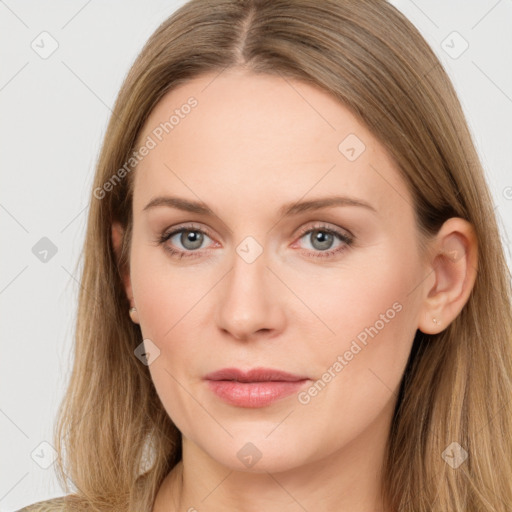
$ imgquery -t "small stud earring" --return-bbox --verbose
[129,307,138,323]
[432,317,440,325]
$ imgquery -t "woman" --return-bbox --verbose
[18,0,512,510]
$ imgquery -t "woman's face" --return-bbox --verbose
[124,68,428,474]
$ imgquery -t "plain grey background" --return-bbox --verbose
[1,1,511,510]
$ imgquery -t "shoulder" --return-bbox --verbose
[15,496,69,512]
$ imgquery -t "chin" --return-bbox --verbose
[199,437,313,475]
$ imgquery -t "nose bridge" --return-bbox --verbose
[215,238,283,339]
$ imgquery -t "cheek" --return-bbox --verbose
[282,244,417,345]
[295,245,420,393]
[130,242,211,429]
[290,259,418,452]
[130,236,211,342]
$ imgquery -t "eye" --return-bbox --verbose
[156,223,215,259]
[156,222,354,261]
[294,223,354,259]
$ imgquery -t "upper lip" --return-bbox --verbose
[204,367,309,382]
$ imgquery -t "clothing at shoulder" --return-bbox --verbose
[16,496,69,512]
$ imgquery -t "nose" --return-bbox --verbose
[215,245,286,341]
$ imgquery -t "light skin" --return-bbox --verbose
[111,68,477,512]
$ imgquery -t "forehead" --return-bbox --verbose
[132,69,410,219]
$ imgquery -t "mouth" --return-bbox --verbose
[203,367,311,408]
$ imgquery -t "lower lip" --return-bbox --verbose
[206,379,309,408]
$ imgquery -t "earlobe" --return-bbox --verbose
[111,221,138,323]
[418,218,478,334]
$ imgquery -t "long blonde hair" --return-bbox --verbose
[54,0,512,510]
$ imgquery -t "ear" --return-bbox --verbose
[111,221,135,311]
[418,217,478,334]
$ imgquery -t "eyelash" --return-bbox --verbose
[156,222,354,260]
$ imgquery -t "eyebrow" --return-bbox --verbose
[143,195,377,217]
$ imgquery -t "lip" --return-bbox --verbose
[204,367,309,382]
[204,367,310,408]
